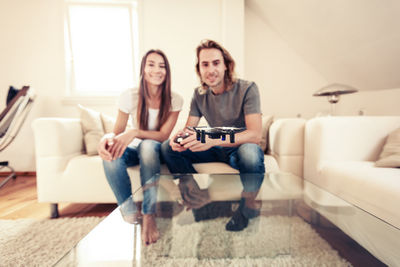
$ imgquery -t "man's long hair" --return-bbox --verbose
[137,49,172,130]
[195,39,236,91]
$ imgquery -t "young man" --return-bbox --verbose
[161,39,265,231]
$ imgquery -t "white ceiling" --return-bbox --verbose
[247,0,400,91]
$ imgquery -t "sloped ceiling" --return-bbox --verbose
[247,0,400,91]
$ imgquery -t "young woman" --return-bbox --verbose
[97,49,183,245]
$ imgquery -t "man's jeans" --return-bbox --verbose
[160,141,265,193]
[103,139,161,216]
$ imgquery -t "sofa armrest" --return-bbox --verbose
[269,118,306,178]
[304,116,400,179]
[32,118,84,157]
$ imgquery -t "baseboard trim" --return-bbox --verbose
[0,171,36,177]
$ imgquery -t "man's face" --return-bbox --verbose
[198,48,227,91]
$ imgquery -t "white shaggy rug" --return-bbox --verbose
[0,215,351,266]
[0,217,103,267]
[140,215,352,266]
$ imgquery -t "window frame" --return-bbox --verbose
[63,0,141,102]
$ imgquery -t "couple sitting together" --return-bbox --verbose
[97,39,265,246]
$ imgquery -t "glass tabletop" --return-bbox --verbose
[54,172,400,266]
[55,172,304,266]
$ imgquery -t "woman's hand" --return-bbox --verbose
[97,133,115,161]
[109,129,138,160]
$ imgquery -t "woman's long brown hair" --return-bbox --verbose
[136,49,172,130]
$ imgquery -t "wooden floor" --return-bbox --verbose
[0,175,386,267]
[0,174,116,219]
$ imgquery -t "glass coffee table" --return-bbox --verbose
[55,172,357,266]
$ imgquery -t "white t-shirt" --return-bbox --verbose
[118,88,183,146]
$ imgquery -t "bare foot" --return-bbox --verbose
[121,210,143,224]
[142,214,159,246]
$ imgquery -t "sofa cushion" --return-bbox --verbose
[376,127,400,168]
[77,104,104,156]
[260,115,274,153]
[78,105,129,156]
[100,113,117,133]
[64,155,279,202]
[311,160,400,229]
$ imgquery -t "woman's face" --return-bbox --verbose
[144,52,166,87]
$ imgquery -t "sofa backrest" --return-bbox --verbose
[304,116,400,181]
[269,118,306,178]
[32,116,307,179]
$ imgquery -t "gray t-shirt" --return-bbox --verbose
[189,79,261,127]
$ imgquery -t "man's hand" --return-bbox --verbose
[169,129,195,152]
[181,133,218,152]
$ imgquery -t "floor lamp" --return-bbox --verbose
[313,83,358,115]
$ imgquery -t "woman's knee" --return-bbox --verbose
[139,139,161,163]
[102,158,130,185]
[102,157,125,172]
[140,139,160,150]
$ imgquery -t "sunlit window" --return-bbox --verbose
[64,1,139,95]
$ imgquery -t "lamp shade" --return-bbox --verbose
[313,83,358,104]
[313,83,358,97]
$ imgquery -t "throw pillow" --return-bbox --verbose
[100,113,116,133]
[77,104,104,156]
[101,112,132,133]
[375,127,400,168]
[259,115,274,153]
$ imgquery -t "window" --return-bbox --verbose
[64,0,139,96]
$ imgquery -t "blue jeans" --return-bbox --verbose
[103,139,161,215]
[160,141,265,193]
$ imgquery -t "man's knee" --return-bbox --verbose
[161,139,173,156]
[238,143,263,159]
[237,143,265,171]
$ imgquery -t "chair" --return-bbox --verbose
[0,86,35,189]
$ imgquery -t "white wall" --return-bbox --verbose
[335,88,400,116]
[247,0,400,91]
[0,0,66,172]
[0,0,244,171]
[245,6,327,118]
[1,0,400,172]
[245,3,400,119]
[140,0,244,115]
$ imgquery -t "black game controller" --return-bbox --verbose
[189,126,246,143]
[174,132,191,145]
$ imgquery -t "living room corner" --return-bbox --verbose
[1,0,400,266]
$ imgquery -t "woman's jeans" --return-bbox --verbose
[103,139,161,216]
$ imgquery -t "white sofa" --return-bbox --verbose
[32,117,306,218]
[304,116,400,266]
